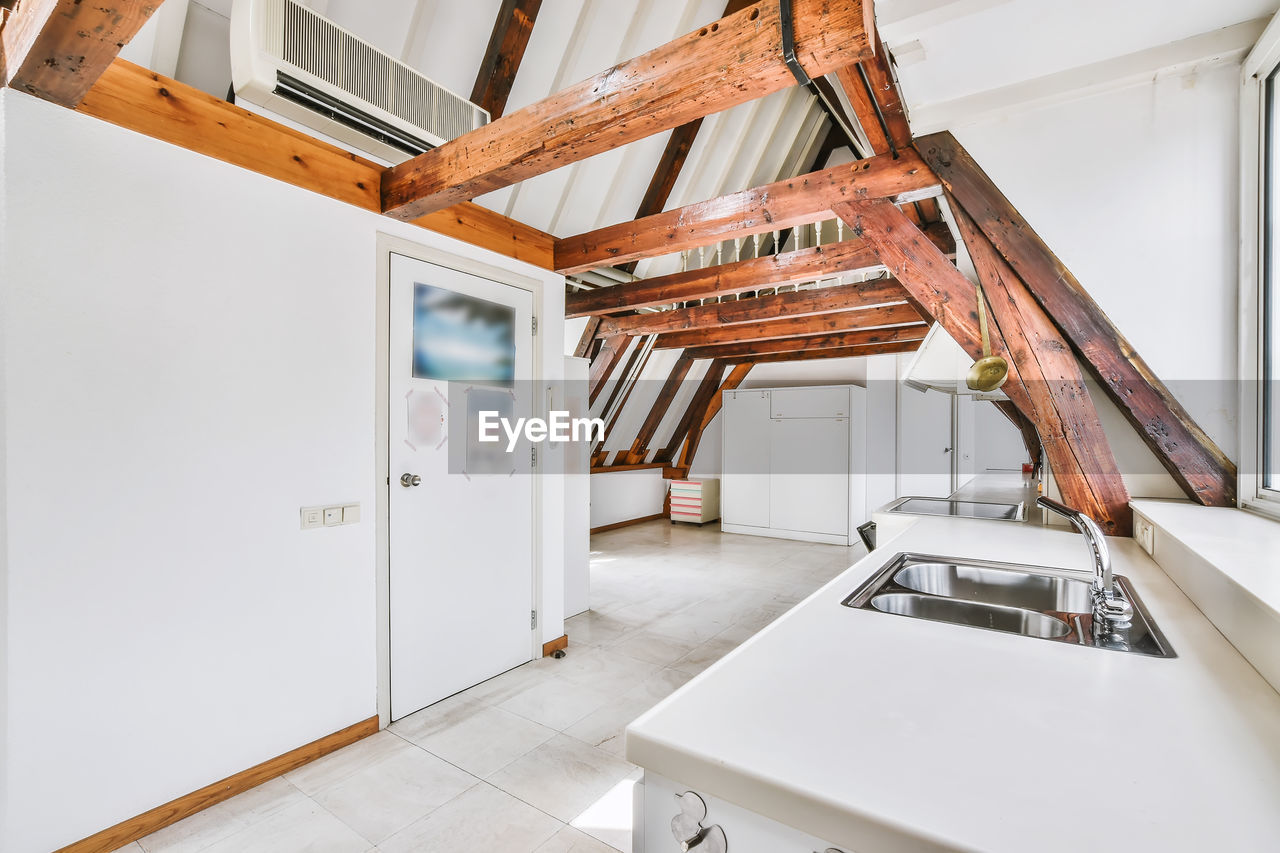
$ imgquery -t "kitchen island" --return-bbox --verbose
[625,513,1280,852]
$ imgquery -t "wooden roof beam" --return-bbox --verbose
[654,302,924,349]
[555,150,940,274]
[683,323,930,360]
[595,277,912,337]
[836,197,1132,535]
[2,0,160,107]
[566,222,951,317]
[916,131,1236,506]
[470,0,542,120]
[381,0,877,220]
[729,339,921,364]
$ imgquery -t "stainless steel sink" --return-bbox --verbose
[870,592,1072,639]
[844,552,1174,657]
[894,562,1094,613]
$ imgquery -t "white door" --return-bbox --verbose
[389,252,535,720]
[898,385,954,497]
[721,390,771,528]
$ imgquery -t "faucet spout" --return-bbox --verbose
[1036,496,1132,629]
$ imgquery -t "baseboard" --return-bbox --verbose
[54,715,380,853]
[590,512,665,534]
[542,635,569,656]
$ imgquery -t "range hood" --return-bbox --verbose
[902,324,1008,399]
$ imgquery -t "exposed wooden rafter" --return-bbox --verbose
[654,302,924,349]
[731,339,921,364]
[556,150,940,275]
[595,278,912,337]
[381,0,877,220]
[588,335,631,405]
[469,0,542,120]
[917,131,1236,506]
[618,355,696,465]
[566,223,951,317]
[683,323,930,360]
[835,198,1131,535]
[2,0,160,107]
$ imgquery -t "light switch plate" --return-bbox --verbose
[301,507,324,529]
[323,507,343,526]
[1134,514,1155,555]
[342,504,361,524]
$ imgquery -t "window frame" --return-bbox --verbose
[1242,16,1280,520]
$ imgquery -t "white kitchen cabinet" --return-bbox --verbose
[636,771,845,853]
[720,390,772,530]
[721,385,866,545]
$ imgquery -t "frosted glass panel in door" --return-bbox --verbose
[770,418,850,536]
[721,391,771,528]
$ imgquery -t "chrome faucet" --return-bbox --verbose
[1036,497,1133,630]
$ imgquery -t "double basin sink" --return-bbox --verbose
[843,553,1174,657]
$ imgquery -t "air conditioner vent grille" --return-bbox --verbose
[278,0,485,144]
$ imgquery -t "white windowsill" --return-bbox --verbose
[1131,498,1280,694]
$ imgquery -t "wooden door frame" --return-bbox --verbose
[374,233,545,728]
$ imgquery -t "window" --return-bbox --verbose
[1243,19,1280,518]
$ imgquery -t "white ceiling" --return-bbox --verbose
[139,1,1280,248]
[877,0,1279,111]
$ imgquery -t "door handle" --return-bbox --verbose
[400,473,422,487]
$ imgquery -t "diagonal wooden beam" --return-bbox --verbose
[951,200,1130,534]
[555,150,940,274]
[684,323,930,360]
[676,362,755,470]
[566,224,952,317]
[658,361,727,463]
[588,334,630,405]
[381,0,876,220]
[916,131,1236,506]
[619,355,695,464]
[572,316,602,359]
[835,197,1131,535]
[596,278,912,337]
[730,339,921,364]
[2,0,161,107]
[654,302,924,349]
[470,0,542,120]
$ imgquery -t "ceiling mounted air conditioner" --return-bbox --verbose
[230,0,489,165]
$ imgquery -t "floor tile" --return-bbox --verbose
[497,674,615,731]
[311,746,478,844]
[604,628,700,667]
[378,783,561,853]
[138,777,305,853]
[488,735,636,823]
[197,799,369,853]
[535,825,621,852]
[285,731,416,797]
[406,703,557,778]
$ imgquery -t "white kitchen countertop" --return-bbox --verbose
[625,515,1280,852]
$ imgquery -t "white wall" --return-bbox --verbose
[0,90,565,853]
[950,60,1242,488]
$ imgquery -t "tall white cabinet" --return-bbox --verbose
[721,386,866,545]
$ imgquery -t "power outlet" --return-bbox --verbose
[301,503,361,530]
[1134,514,1155,555]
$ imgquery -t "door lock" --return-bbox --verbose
[400,473,422,488]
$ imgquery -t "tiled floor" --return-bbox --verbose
[132,521,862,853]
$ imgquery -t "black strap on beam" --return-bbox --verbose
[779,0,811,87]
